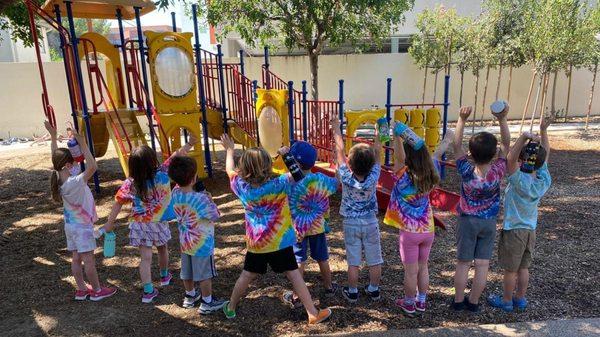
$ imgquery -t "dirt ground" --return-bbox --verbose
[1,129,599,337]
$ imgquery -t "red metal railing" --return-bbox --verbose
[199,49,224,110]
[304,100,339,163]
[224,64,258,141]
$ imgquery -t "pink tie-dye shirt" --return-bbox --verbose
[60,173,98,227]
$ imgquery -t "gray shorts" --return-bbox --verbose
[456,215,497,261]
[343,217,384,267]
[180,254,217,281]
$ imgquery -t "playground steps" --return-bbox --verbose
[104,109,148,176]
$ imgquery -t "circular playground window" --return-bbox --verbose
[154,46,194,98]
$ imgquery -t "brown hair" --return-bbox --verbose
[238,147,273,185]
[469,131,498,164]
[128,145,159,201]
[348,143,376,177]
[404,143,440,194]
[50,148,74,202]
[168,156,197,187]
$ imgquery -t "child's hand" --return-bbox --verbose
[540,113,554,131]
[458,106,472,120]
[44,120,57,136]
[187,133,199,146]
[277,146,290,156]
[522,131,540,142]
[330,116,341,132]
[71,128,84,142]
[220,134,235,151]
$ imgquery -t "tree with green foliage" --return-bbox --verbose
[47,18,111,61]
[0,0,44,47]
[461,18,490,130]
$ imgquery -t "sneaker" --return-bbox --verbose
[364,285,381,301]
[199,297,226,315]
[282,291,303,309]
[89,286,117,301]
[415,300,427,312]
[395,298,416,315]
[142,288,159,304]
[450,299,466,311]
[160,273,173,286]
[222,300,236,319]
[74,289,90,301]
[487,294,514,312]
[342,287,358,303]
[463,297,481,313]
[308,308,332,325]
[513,297,528,310]
[182,291,201,308]
[324,282,340,297]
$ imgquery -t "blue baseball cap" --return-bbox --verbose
[290,141,317,170]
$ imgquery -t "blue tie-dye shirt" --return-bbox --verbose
[338,164,380,219]
[503,163,551,230]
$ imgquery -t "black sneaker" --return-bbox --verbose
[450,299,466,311]
[342,286,358,303]
[324,282,340,297]
[198,297,226,315]
[364,285,381,301]
[182,291,201,308]
[463,297,481,313]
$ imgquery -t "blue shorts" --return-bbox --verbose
[293,233,329,263]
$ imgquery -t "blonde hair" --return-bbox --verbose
[50,148,74,202]
[238,147,273,185]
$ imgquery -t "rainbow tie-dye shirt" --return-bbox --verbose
[229,173,296,254]
[115,160,175,225]
[289,173,338,239]
[456,156,507,219]
[61,173,98,227]
[384,168,434,233]
[171,187,220,257]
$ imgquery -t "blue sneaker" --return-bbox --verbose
[487,294,513,312]
[513,297,528,310]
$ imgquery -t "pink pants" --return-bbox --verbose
[399,231,434,264]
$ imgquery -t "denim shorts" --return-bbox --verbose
[180,254,217,281]
[293,233,329,263]
[343,217,383,267]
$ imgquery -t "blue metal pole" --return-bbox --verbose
[192,4,212,177]
[134,6,156,151]
[170,11,177,32]
[116,8,133,108]
[54,4,79,132]
[441,74,450,178]
[264,46,270,89]
[239,50,245,76]
[338,79,345,132]
[287,81,295,144]
[385,77,392,166]
[252,79,259,145]
[301,80,308,141]
[216,44,228,133]
[65,1,100,192]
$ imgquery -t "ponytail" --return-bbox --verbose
[50,170,61,202]
[49,148,74,202]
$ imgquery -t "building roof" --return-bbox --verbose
[41,0,155,20]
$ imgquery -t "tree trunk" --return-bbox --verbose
[585,62,598,130]
[433,70,439,102]
[530,73,549,132]
[459,70,465,107]
[309,51,319,100]
[495,63,503,100]
[507,65,513,102]
[564,64,573,122]
[522,72,542,134]
[550,70,558,117]
[520,70,537,133]
[422,67,428,104]
[472,72,480,133]
[479,65,491,126]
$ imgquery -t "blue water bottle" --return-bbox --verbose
[394,122,425,150]
[103,231,116,258]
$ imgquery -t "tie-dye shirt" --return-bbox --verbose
[115,159,175,225]
[338,164,381,218]
[456,156,506,219]
[384,168,434,233]
[60,173,98,227]
[289,173,338,239]
[229,172,296,254]
[171,187,220,257]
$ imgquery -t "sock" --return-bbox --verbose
[348,287,358,294]
[185,289,196,297]
[160,268,169,278]
[417,292,427,303]
[367,284,379,292]
[143,283,154,294]
[202,295,212,303]
[404,296,415,305]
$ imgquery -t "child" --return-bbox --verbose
[331,117,383,303]
[220,134,331,324]
[279,141,339,308]
[44,121,116,301]
[384,125,443,314]
[451,105,511,312]
[168,155,225,313]
[487,116,553,312]
[102,136,197,303]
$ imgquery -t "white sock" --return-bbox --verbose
[202,295,212,303]
[185,289,196,297]
[368,284,379,292]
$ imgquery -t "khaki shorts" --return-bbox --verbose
[498,229,536,272]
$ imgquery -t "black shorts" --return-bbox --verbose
[243,246,298,274]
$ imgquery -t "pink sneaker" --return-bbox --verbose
[142,288,159,304]
[90,286,117,301]
[160,273,173,286]
[74,284,93,301]
[395,298,416,315]
[416,300,427,312]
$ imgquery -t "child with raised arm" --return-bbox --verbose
[331,117,383,303]
[220,135,331,324]
[451,105,511,313]
[167,155,225,313]
[384,124,441,314]
[44,121,116,301]
[101,136,197,303]
[487,116,553,312]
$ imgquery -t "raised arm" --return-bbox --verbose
[494,103,511,158]
[44,121,58,154]
[330,117,346,167]
[220,134,236,176]
[507,132,537,175]
[392,128,406,173]
[373,124,383,164]
[169,133,199,160]
[540,113,553,162]
[433,129,454,161]
[73,129,98,182]
[453,106,472,158]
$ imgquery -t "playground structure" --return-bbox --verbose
[26,0,459,226]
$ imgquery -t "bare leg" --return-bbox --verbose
[71,251,87,291]
[453,260,471,303]
[156,244,169,271]
[469,259,490,304]
[286,269,319,318]
[139,246,153,285]
[515,268,530,299]
[80,251,101,290]
[502,271,518,302]
[403,263,418,298]
[182,279,194,292]
[228,270,257,311]
[199,279,212,298]
[417,261,430,295]
[348,265,360,288]
[317,260,333,289]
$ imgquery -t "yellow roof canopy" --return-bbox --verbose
[42,0,155,20]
